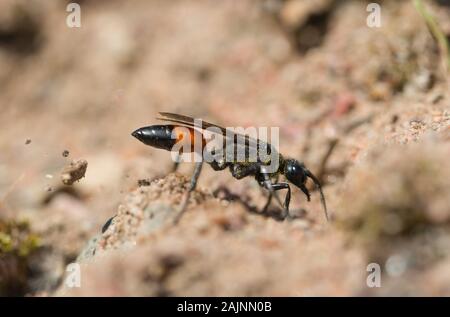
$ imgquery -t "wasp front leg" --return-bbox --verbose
[258,172,292,219]
[260,175,278,214]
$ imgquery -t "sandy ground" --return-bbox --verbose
[0,0,449,296]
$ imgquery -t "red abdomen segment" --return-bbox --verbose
[132,125,205,152]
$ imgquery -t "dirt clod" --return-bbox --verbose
[60,159,88,186]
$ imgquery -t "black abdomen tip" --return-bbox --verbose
[132,125,177,151]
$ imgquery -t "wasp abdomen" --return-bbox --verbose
[132,125,204,152]
[132,125,177,151]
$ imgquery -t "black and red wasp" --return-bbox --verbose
[132,112,328,223]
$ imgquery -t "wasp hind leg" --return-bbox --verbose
[171,152,182,172]
[173,161,203,224]
[172,161,180,173]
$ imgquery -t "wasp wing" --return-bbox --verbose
[157,112,274,152]
[157,112,278,163]
[158,112,228,136]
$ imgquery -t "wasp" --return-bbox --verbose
[132,112,328,223]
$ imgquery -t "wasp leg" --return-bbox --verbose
[172,161,180,173]
[173,161,203,224]
[261,193,273,214]
[260,173,291,219]
[271,183,291,218]
[171,152,181,172]
[172,161,180,172]
[261,175,279,214]
[229,164,281,214]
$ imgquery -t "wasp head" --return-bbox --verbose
[284,159,309,197]
[284,158,329,221]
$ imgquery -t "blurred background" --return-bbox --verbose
[0,0,449,296]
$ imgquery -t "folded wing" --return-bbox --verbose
[157,112,274,155]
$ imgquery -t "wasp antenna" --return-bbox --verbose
[305,170,329,221]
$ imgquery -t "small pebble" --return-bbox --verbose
[138,179,151,187]
[62,150,70,157]
[25,139,31,145]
